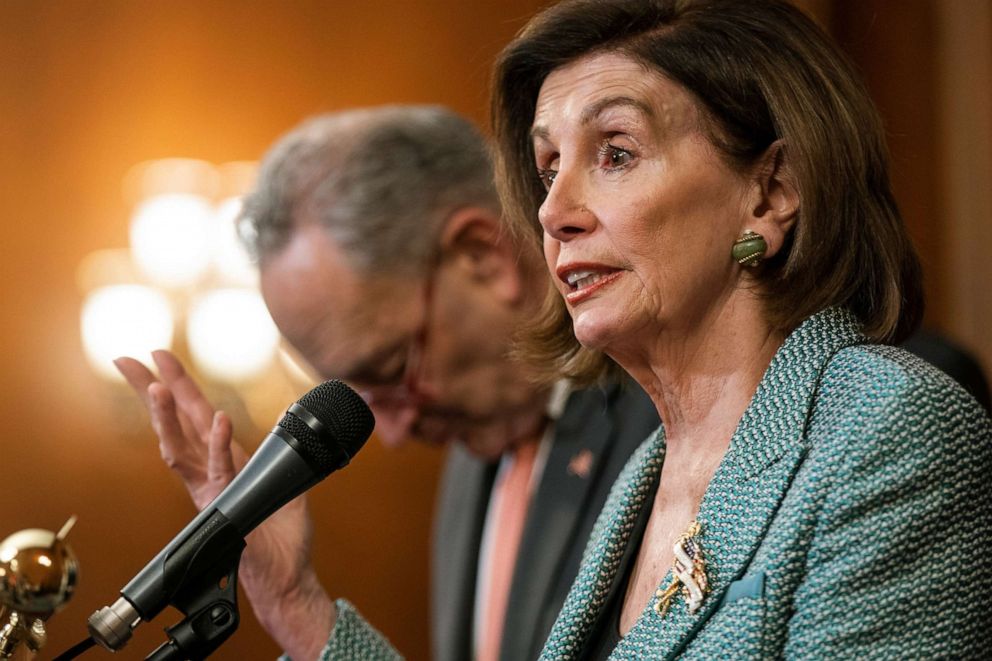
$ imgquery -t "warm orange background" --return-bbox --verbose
[0,2,988,660]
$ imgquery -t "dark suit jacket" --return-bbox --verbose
[902,328,991,412]
[430,381,659,661]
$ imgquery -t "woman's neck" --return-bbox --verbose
[611,295,784,454]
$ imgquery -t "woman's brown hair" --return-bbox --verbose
[492,0,923,385]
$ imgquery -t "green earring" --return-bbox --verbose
[732,230,767,267]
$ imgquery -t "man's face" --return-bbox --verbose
[259,223,544,459]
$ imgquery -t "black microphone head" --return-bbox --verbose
[276,380,374,475]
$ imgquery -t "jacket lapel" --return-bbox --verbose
[502,385,618,660]
[614,308,866,659]
[431,445,496,661]
[501,382,658,660]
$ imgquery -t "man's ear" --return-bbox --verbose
[438,207,524,304]
[746,140,799,259]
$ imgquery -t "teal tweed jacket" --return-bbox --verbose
[307,309,992,660]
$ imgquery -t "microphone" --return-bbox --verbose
[86,379,374,653]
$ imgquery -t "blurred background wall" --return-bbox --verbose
[0,1,988,659]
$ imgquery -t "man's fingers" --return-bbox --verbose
[207,411,237,486]
[152,350,216,437]
[113,357,158,409]
[148,382,203,470]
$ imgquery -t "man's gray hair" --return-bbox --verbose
[239,105,500,275]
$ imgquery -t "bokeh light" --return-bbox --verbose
[186,288,279,382]
[80,285,174,380]
[129,193,214,288]
[211,197,258,286]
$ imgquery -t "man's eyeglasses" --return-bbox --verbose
[358,268,435,408]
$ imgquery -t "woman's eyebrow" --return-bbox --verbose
[530,123,551,141]
[579,95,654,125]
[531,95,654,141]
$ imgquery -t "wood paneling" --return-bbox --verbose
[830,0,944,324]
[830,0,991,377]
[935,0,992,375]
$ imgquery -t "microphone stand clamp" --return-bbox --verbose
[144,559,242,661]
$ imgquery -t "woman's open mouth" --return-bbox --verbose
[558,265,623,304]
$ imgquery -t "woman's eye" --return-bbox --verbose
[599,143,632,169]
[537,168,558,191]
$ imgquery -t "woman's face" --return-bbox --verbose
[532,52,754,355]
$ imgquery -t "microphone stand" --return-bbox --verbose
[55,539,244,660]
[144,559,242,660]
[83,506,251,659]
[139,508,248,661]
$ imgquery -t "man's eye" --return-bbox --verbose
[537,168,558,191]
[350,357,407,388]
[376,361,407,386]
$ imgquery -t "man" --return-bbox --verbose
[116,105,659,660]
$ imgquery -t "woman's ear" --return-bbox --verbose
[438,207,525,304]
[747,140,799,259]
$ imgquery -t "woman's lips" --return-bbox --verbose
[558,266,623,305]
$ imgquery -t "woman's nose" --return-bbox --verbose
[538,169,596,242]
[370,401,419,448]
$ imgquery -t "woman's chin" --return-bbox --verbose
[572,314,622,352]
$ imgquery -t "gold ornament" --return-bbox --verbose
[654,520,709,618]
[0,517,79,659]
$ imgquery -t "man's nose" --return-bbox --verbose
[370,402,419,448]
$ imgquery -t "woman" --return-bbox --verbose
[487,0,992,658]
